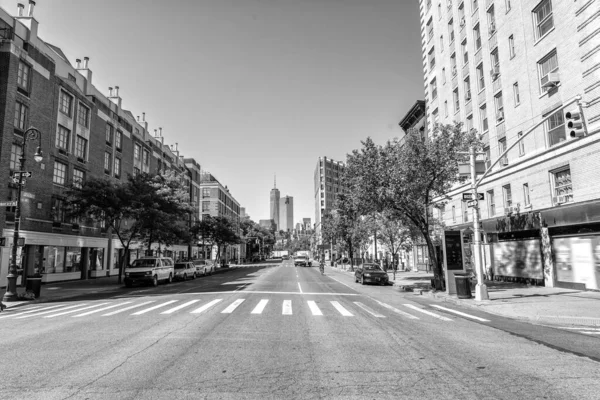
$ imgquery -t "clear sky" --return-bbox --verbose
[1,0,424,226]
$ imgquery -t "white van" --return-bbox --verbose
[124,257,175,287]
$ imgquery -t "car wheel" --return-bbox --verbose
[192,272,196,279]
[152,275,158,287]
[167,273,173,284]
[183,273,187,281]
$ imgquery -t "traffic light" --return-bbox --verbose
[566,108,586,138]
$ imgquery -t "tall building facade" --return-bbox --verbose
[420,0,600,290]
[279,195,293,232]
[269,179,280,230]
[314,157,347,247]
[303,218,312,231]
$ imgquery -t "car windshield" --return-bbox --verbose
[174,263,188,270]
[130,259,155,268]
[363,264,382,271]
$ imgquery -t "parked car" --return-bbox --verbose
[354,263,389,285]
[294,255,309,267]
[174,261,196,281]
[192,259,215,276]
[124,257,175,287]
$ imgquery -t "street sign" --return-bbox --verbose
[0,201,17,207]
[462,192,484,201]
[13,171,32,178]
[467,200,478,208]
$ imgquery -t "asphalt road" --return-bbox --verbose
[0,260,599,399]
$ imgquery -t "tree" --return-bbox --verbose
[345,124,477,289]
[375,211,413,273]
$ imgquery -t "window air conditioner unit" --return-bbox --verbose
[459,17,466,27]
[541,72,560,88]
[452,66,457,76]
[465,91,472,101]
[497,110,505,121]
[488,23,496,36]
[490,67,500,78]
[500,157,508,166]
[58,148,68,155]
[554,195,568,204]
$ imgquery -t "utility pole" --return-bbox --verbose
[470,146,488,301]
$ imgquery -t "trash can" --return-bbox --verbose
[454,272,472,299]
[25,276,42,298]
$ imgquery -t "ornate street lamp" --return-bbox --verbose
[3,127,43,302]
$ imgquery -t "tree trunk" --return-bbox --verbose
[423,231,443,290]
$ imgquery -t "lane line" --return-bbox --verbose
[430,305,490,322]
[307,300,323,316]
[190,299,222,314]
[353,302,385,318]
[102,301,155,316]
[0,304,64,319]
[558,327,600,331]
[282,300,292,315]
[73,302,132,317]
[15,304,89,319]
[221,299,245,314]
[251,299,269,314]
[45,303,110,318]
[297,283,303,294]
[403,304,452,321]
[331,301,353,317]
[161,300,201,314]
[373,300,419,320]
[132,300,178,315]
[143,290,359,296]
[581,332,600,335]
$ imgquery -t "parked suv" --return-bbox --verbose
[174,261,196,281]
[124,257,175,287]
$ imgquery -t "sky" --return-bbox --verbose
[0,0,424,226]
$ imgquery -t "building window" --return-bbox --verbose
[553,168,573,204]
[134,143,141,160]
[512,82,521,106]
[105,124,113,144]
[538,49,558,93]
[52,197,65,223]
[487,5,496,36]
[451,53,457,76]
[448,19,455,43]
[56,125,70,152]
[547,109,566,146]
[53,161,67,185]
[142,150,149,166]
[503,184,513,208]
[509,35,515,58]
[533,0,553,40]
[487,190,495,216]
[466,115,474,132]
[14,101,28,130]
[484,146,491,169]
[462,200,469,223]
[517,131,525,156]
[73,169,85,189]
[115,130,123,151]
[59,90,73,117]
[480,104,489,132]
[506,0,511,12]
[77,104,90,128]
[432,108,439,124]
[462,40,469,65]
[133,167,140,177]
[490,49,500,79]
[202,188,211,198]
[440,34,444,51]
[458,2,465,24]
[474,24,481,51]
[498,137,507,165]
[10,144,22,171]
[428,47,436,69]
[430,78,438,100]
[495,92,504,121]
[114,158,121,178]
[427,17,434,41]
[523,183,530,206]
[444,100,449,117]
[442,67,447,84]
[464,76,471,101]
[202,202,210,212]
[453,88,460,112]
[472,0,478,13]
[75,135,87,159]
[104,152,111,173]
[452,205,456,223]
[17,60,31,91]
[476,63,485,90]
[438,3,442,19]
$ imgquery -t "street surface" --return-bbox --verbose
[1,259,599,399]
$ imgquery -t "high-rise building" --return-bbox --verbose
[314,157,347,246]
[279,196,294,232]
[419,0,600,290]
[303,218,312,231]
[269,176,280,230]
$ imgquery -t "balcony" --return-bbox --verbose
[492,74,502,93]
[478,89,486,105]
[489,32,498,50]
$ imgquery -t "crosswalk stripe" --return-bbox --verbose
[102,301,155,316]
[307,301,322,316]
[15,304,89,319]
[282,300,292,315]
[132,300,178,315]
[251,299,269,314]
[161,300,201,314]
[0,304,64,319]
[73,302,132,317]
[190,299,222,314]
[373,300,419,320]
[331,301,353,317]
[353,302,385,318]
[45,303,109,318]
[430,305,490,322]
[221,299,245,314]
[403,304,452,321]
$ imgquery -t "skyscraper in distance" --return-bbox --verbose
[279,196,294,232]
[270,175,280,230]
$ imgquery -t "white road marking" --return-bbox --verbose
[297,283,303,293]
[102,301,155,316]
[307,301,323,316]
[251,299,269,314]
[558,327,600,331]
[331,301,353,317]
[45,303,109,318]
[190,299,222,314]
[430,305,490,322]
[0,304,64,319]
[282,300,292,315]
[581,331,600,335]
[132,300,178,315]
[403,304,452,321]
[221,299,245,314]
[161,300,201,314]
[373,300,419,320]
[73,302,132,317]
[159,290,360,296]
[15,304,88,319]
[353,302,385,318]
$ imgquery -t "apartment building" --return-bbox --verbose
[314,157,347,255]
[0,2,200,284]
[420,0,600,290]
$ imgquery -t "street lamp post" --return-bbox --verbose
[3,127,43,302]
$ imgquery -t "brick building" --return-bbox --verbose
[419,0,600,290]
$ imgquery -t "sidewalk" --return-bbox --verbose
[331,264,600,327]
